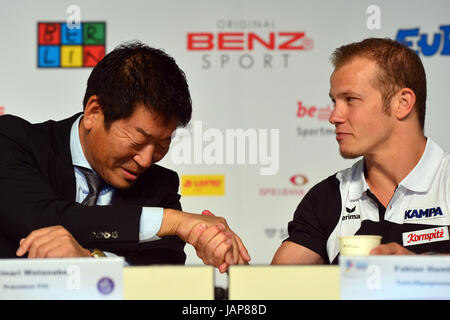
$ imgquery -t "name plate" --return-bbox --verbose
[0,258,123,300]
[228,265,340,300]
[340,255,450,299]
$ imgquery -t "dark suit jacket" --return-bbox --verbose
[0,113,186,265]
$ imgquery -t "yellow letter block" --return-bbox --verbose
[61,45,83,67]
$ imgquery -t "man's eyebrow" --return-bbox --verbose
[329,91,363,99]
[135,127,172,141]
[135,127,152,138]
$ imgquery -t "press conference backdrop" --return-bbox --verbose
[0,0,449,270]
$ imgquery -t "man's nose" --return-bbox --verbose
[134,144,154,169]
[329,103,345,125]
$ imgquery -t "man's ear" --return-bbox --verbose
[82,95,103,130]
[394,88,416,121]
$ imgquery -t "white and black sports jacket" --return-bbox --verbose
[286,138,450,264]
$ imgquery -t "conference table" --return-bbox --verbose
[0,255,449,300]
[124,264,340,300]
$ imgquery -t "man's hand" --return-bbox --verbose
[198,210,249,272]
[16,225,91,258]
[160,209,250,273]
[369,242,415,255]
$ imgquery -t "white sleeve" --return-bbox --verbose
[139,207,164,242]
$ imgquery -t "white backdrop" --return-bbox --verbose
[1,1,449,284]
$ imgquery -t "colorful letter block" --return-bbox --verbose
[37,22,106,68]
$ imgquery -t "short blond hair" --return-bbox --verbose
[331,38,427,130]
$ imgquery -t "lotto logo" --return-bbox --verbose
[37,22,105,68]
[181,175,225,196]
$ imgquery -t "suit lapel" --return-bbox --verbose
[52,113,82,202]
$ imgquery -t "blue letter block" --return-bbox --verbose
[61,22,83,45]
[38,45,60,67]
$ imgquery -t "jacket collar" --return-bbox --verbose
[399,138,444,192]
[70,114,93,170]
[45,113,83,202]
[52,112,84,167]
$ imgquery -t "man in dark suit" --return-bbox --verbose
[0,41,249,272]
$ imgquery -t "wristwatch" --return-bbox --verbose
[89,248,107,258]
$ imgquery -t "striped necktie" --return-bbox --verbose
[78,167,103,206]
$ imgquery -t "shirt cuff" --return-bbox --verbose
[139,207,163,242]
[103,251,130,266]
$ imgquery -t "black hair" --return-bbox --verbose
[83,41,192,128]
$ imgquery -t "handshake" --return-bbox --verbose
[16,208,250,273]
[168,209,250,273]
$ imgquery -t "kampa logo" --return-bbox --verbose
[404,207,444,220]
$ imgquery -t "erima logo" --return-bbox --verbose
[404,207,444,220]
[342,207,360,221]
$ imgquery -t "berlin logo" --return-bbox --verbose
[37,6,105,68]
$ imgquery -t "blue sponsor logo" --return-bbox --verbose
[396,25,450,56]
[97,277,115,295]
[404,207,444,220]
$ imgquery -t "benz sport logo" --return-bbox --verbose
[402,227,449,246]
[186,19,314,70]
[187,32,312,51]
